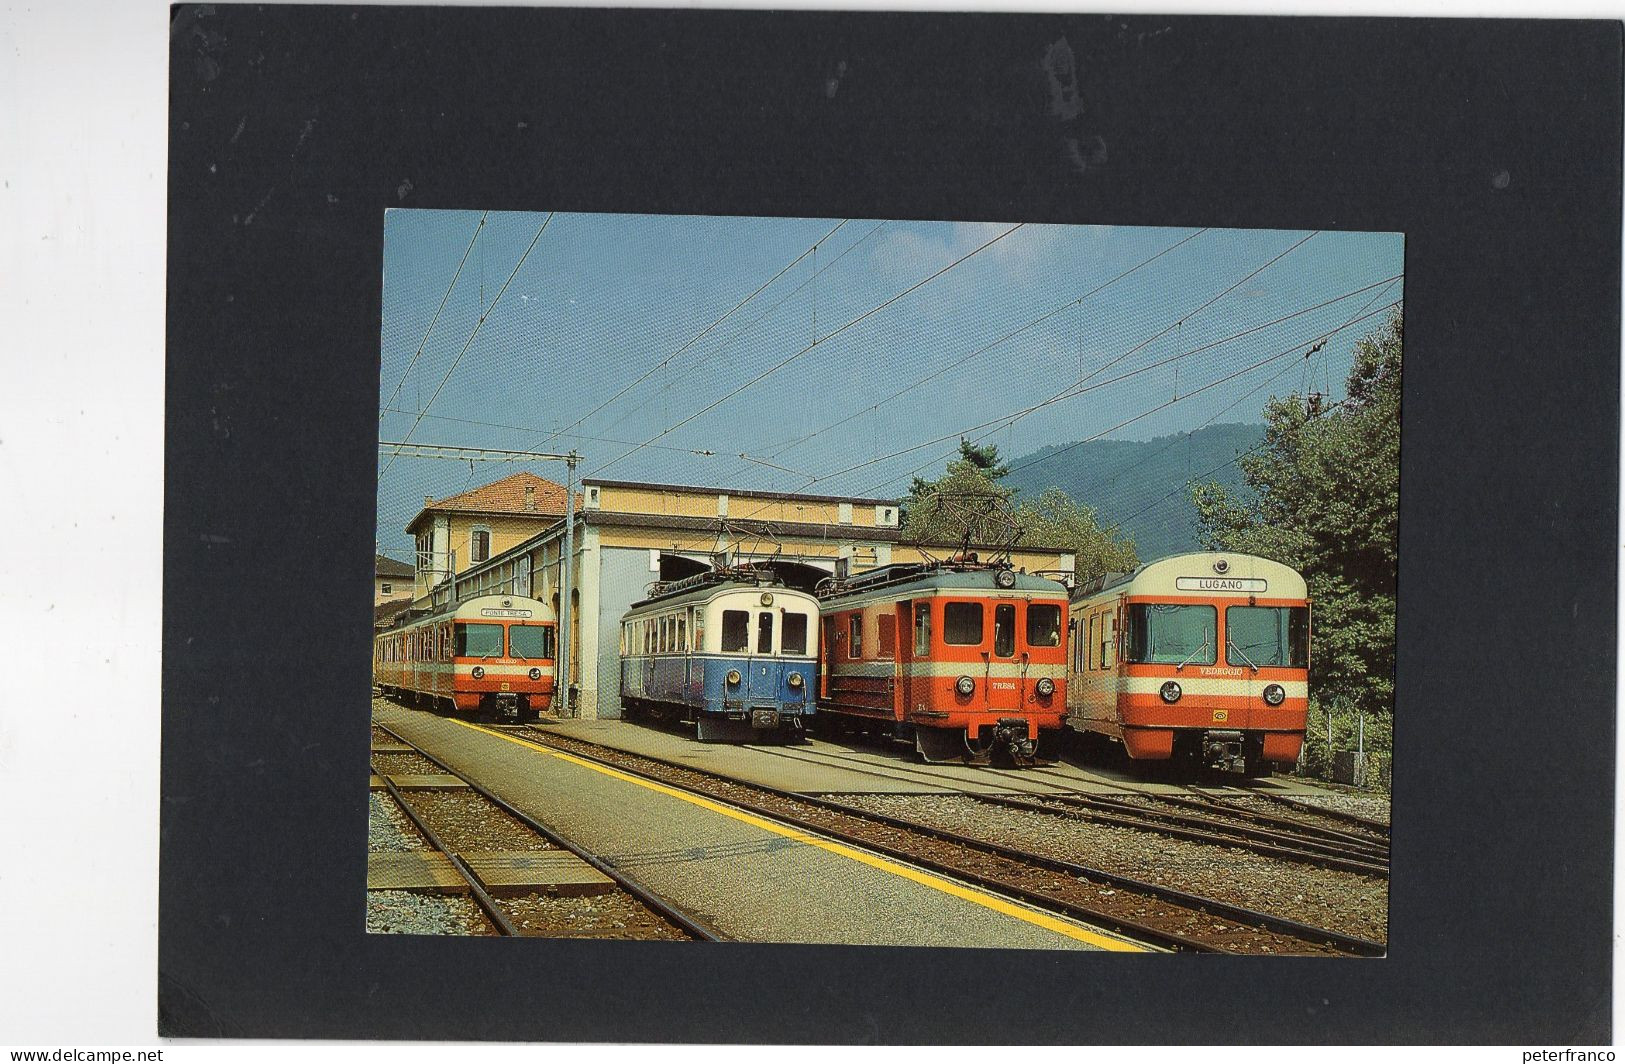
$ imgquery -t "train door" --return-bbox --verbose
[987,601,1021,711]
[903,599,930,718]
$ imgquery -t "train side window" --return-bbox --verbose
[993,603,1016,657]
[877,614,896,659]
[849,614,863,658]
[913,603,932,655]
[944,602,983,646]
[757,611,774,655]
[722,610,750,653]
[1101,613,1114,668]
[678,617,687,652]
[782,612,808,655]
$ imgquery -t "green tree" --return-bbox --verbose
[1017,487,1139,584]
[1191,307,1402,721]
[904,458,1138,584]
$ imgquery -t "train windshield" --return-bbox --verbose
[509,624,555,661]
[944,602,983,645]
[782,613,809,656]
[1026,603,1062,647]
[1125,604,1216,665]
[1225,606,1309,668]
[721,610,750,653]
[456,623,505,658]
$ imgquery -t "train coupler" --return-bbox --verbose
[994,718,1038,766]
[1201,729,1246,770]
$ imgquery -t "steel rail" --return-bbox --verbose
[967,792,1390,878]
[1160,793,1391,850]
[374,722,726,943]
[1253,790,1391,834]
[1081,792,1390,857]
[372,763,522,937]
[520,728,1386,956]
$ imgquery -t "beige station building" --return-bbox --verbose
[394,471,1077,720]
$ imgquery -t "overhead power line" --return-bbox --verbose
[379,212,557,485]
[528,218,850,453]
[587,221,1028,479]
[380,211,489,421]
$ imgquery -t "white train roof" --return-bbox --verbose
[1073,552,1307,603]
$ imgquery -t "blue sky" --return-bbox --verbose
[377,210,1402,560]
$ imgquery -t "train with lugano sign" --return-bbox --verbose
[619,566,819,743]
[1065,552,1310,775]
[816,556,1070,766]
[374,594,558,721]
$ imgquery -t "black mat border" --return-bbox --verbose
[162,6,1621,1043]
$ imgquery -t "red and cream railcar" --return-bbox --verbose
[817,560,1070,765]
[373,594,557,721]
[1066,552,1310,775]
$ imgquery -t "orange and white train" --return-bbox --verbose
[1066,552,1310,776]
[374,594,558,721]
[817,558,1071,765]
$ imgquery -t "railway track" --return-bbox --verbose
[971,791,1390,878]
[510,725,1385,956]
[372,721,723,941]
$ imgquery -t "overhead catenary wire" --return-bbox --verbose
[586,221,1028,480]
[661,292,1400,557]
[849,232,1336,496]
[833,276,1402,497]
[526,218,850,454]
[380,211,489,422]
[380,212,557,485]
[590,220,890,440]
[760,226,1212,460]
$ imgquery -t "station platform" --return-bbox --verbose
[534,715,1332,799]
[373,702,1148,951]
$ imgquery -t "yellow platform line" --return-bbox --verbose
[441,717,1149,952]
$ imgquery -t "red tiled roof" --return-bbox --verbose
[375,554,414,579]
[407,471,581,532]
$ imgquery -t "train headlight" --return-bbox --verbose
[471,666,486,680]
[1035,676,1056,697]
[528,667,542,681]
[995,569,1017,589]
[955,675,975,697]
[1159,680,1182,703]
[787,672,804,688]
[726,669,742,686]
[1263,683,1286,706]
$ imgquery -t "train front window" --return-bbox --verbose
[944,602,983,646]
[757,611,774,654]
[1026,603,1062,648]
[721,610,750,653]
[782,613,808,655]
[993,603,1016,657]
[456,623,504,658]
[1225,606,1309,668]
[1124,604,1216,665]
[509,624,554,661]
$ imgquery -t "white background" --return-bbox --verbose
[1,0,1618,1056]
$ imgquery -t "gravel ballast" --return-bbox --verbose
[368,792,431,853]
[366,890,489,935]
[834,792,1389,944]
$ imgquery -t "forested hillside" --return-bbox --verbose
[1003,423,1264,560]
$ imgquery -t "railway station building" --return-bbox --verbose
[398,472,1077,720]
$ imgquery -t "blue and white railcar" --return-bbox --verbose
[619,571,818,743]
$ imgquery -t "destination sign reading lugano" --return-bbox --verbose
[1175,577,1268,593]
[479,608,534,618]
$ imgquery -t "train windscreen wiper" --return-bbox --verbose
[1175,636,1209,671]
[1227,641,1260,673]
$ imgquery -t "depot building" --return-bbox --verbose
[397,471,1077,720]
